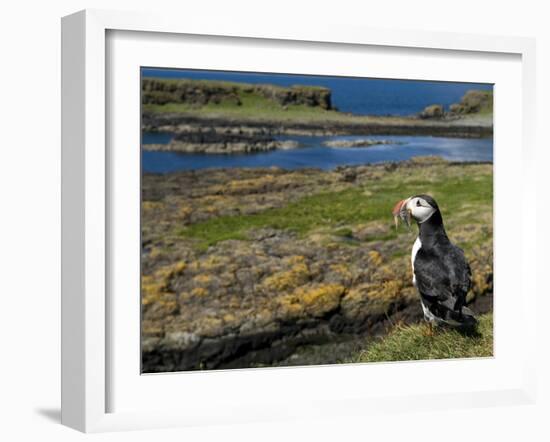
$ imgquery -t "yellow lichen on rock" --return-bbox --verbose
[149,247,163,259]
[367,280,403,303]
[195,316,224,337]
[222,313,236,324]
[188,260,201,272]
[141,275,168,306]
[262,260,310,291]
[276,293,305,319]
[466,244,493,301]
[329,263,352,279]
[201,255,229,270]
[341,279,403,318]
[193,274,212,285]
[283,255,306,265]
[141,275,178,318]
[227,175,276,194]
[142,201,164,212]
[178,205,192,219]
[340,283,370,319]
[155,261,187,280]
[191,287,209,297]
[295,283,345,317]
[370,264,397,283]
[471,264,492,296]
[275,283,345,319]
[367,250,384,267]
[142,319,164,337]
[142,261,188,313]
[408,155,447,166]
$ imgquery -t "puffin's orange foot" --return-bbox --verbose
[423,322,436,337]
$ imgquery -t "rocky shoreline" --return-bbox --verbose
[143,111,493,142]
[322,138,402,148]
[142,127,403,154]
[141,158,493,372]
[141,112,492,154]
[143,130,300,154]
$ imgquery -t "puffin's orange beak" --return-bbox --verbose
[392,198,411,229]
[392,199,406,217]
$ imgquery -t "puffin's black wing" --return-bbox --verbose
[414,243,472,322]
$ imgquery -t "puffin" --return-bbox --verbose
[392,194,477,330]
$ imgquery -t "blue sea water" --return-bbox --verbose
[142,134,492,173]
[142,68,493,117]
[141,69,493,172]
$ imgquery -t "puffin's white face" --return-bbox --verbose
[392,195,438,228]
[405,196,437,224]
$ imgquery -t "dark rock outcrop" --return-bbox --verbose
[142,78,332,110]
[449,90,493,115]
[419,104,444,119]
[419,90,493,120]
[256,84,332,110]
[323,138,402,148]
[144,130,299,154]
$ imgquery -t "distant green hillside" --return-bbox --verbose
[142,77,333,119]
[142,79,493,136]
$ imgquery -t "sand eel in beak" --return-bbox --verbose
[392,198,412,229]
[392,194,477,330]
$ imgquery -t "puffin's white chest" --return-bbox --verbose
[411,237,422,286]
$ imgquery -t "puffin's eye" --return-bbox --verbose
[416,200,422,207]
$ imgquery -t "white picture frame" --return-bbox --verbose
[61,9,537,433]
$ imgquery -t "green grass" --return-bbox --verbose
[143,88,349,122]
[142,77,340,121]
[143,99,465,126]
[178,165,492,250]
[143,99,337,121]
[346,313,493,363]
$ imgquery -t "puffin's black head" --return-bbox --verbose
[392,194,440,228]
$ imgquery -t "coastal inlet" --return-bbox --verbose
[142,132,492,173]
[141,79,493,172]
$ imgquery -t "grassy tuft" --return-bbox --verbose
[347,313,493,363]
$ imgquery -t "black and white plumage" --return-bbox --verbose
[392,194,477,329]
